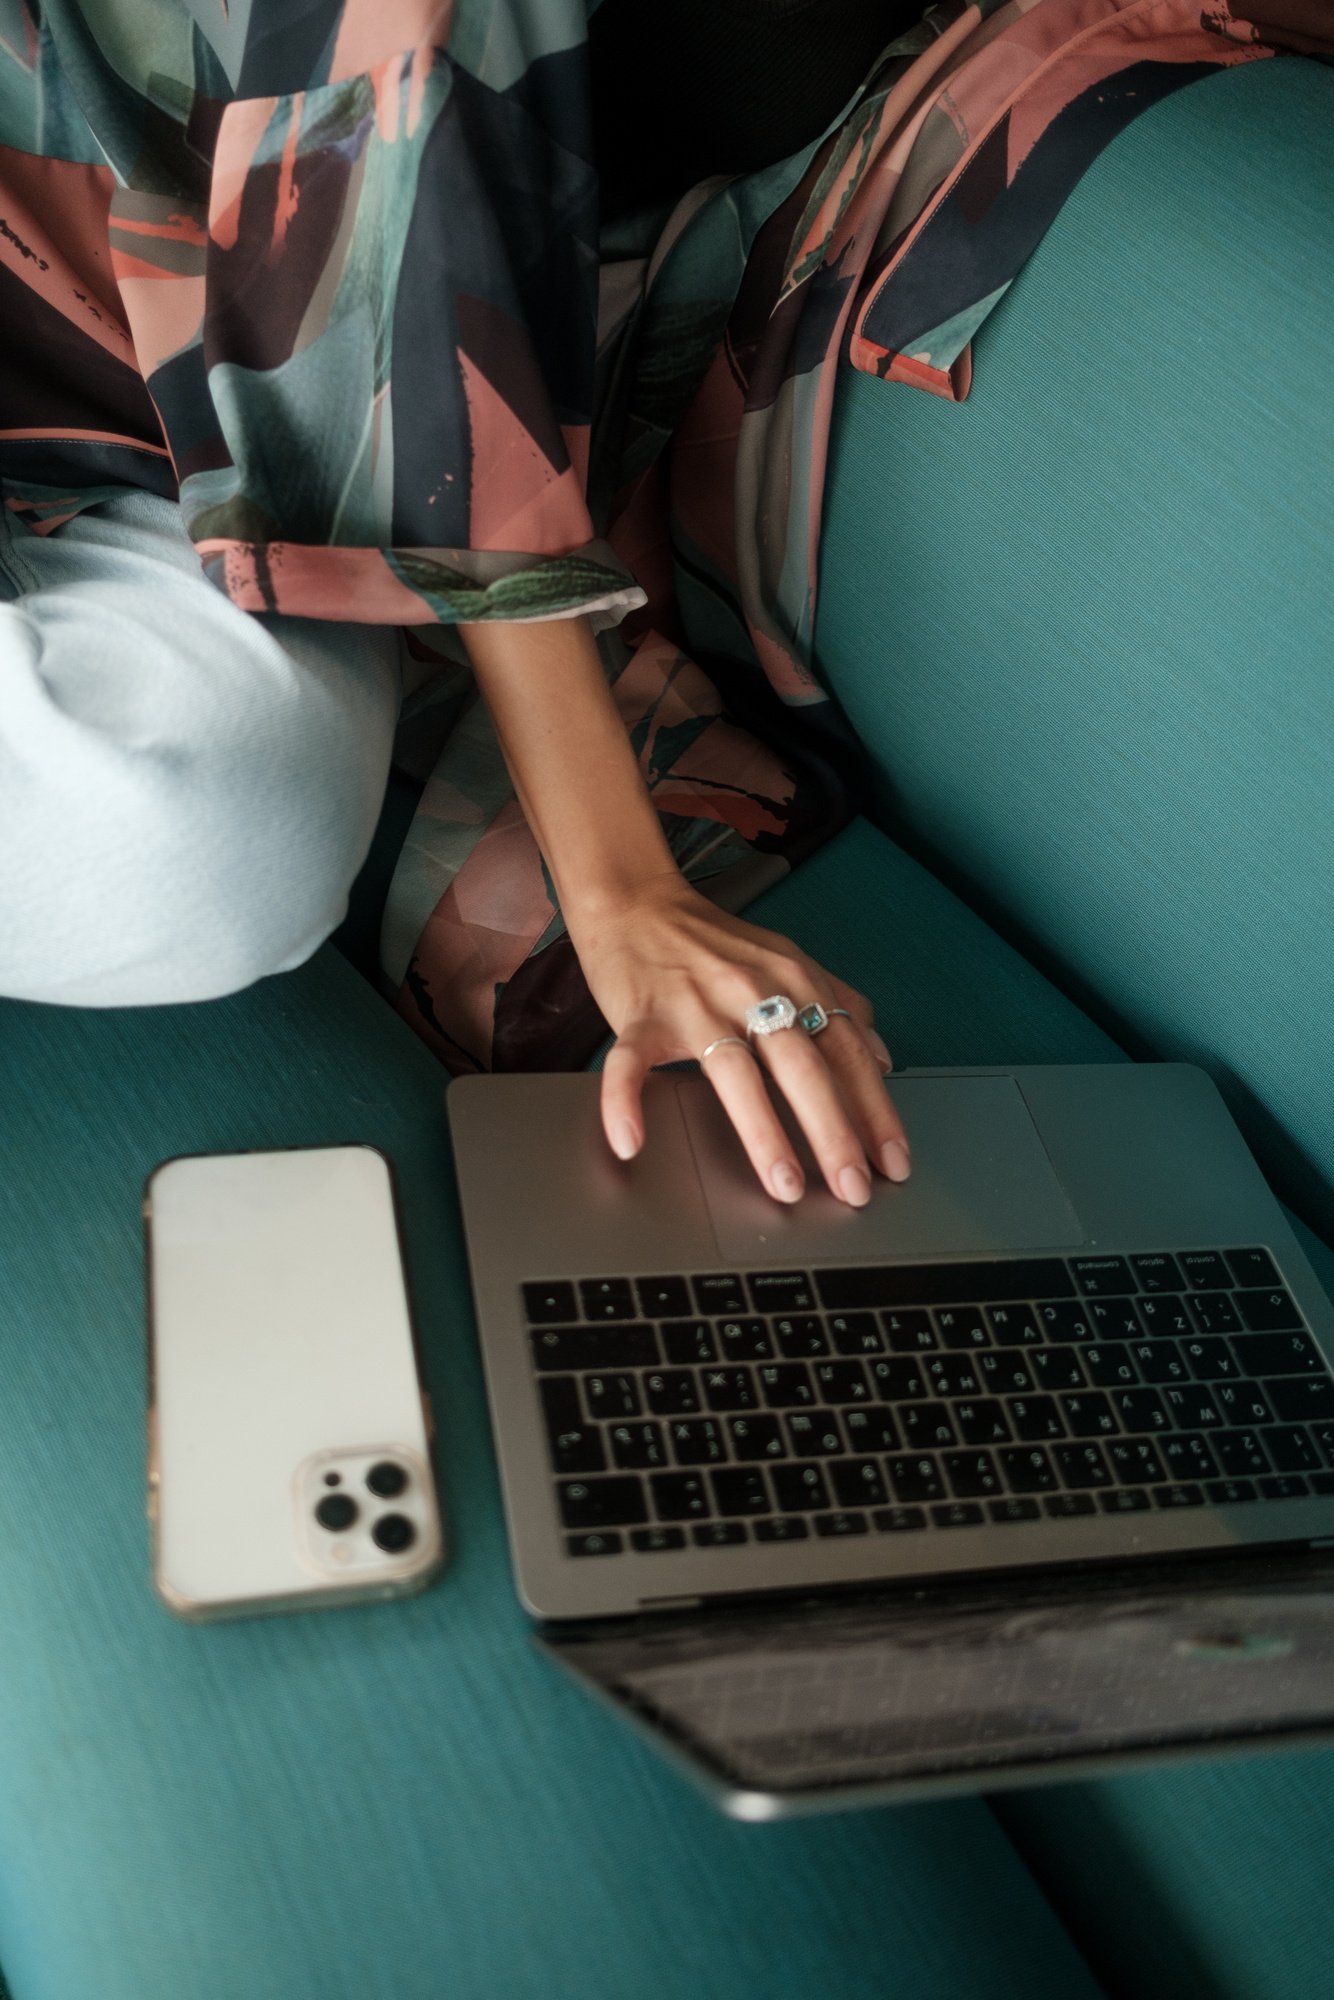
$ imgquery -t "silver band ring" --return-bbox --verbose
[744,994,799,1039]
[700,1034,750,1063]
[826,1007,855,1024]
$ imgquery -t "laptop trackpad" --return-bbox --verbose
[680,1073,1085,1262]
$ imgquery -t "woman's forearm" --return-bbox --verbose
[459,614,677,926]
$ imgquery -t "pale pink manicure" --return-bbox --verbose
[610,1119,639,1160]
[838,1163,872,1207]
[881,1139,911,1182]
[771,1160,804,1203]
[869,1032,893,1071]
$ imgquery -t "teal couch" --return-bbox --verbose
[0,49,1331,2000]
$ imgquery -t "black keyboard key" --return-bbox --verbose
[871,1358,927,1401]
[1114,1387,1170,1433]
[987,1303,1043,1346]
[694,1521,748,1547]
[650,1472,711,1520]
[1108,1437,1167,1485]
[1073,1257,1134,1296]
[1205,1479,1258,1504]
[1083,1344,1141,1389]
[1039,1301,1096,1343]
[978,1352,1034,1397]
[954,1399,1011,1446]
[1225,1247,1281,1289]
[829,1458,889,1508]
[990,1497,1041,1524]
[1131,1341,1189,1386]
[1031,1349,1087,1393]
[1179,1251,1231,1290]
[945,1450,1002,1499]
[559,1477,648,1529]
[1153,1483,1205,1508]
[816,1258,1075,1309]
[1265,1377,1334,1422]
[1099,1488,1152,1514]
[693,1274,746,1315]
[1135,1296,1192,1339]
[1055,1442,1113,1489]
[1132,1253,1184,1293]
[524,1281,578,1324]
[718,1318,774,1361]
[1088,1298,1145,1341]
[1212,1430,1273,1478]
[1000,1446,1058,1494]
[828,1313,884,1355]
[583,1372,642,1420]
[1159,1433,1218,1481]
[726,1414,786,1461]
[711,1468,771,1515]
[747,1271,816,1313]
[815,1360,872,1404]
[661,1320,716,1365]
[888,1455,946,1503]
[784,1410,846,1456]
[873,1507,928,1533]
[1235,1292,1306,1335]
[772,1463,830,1511]
[567,1532,623,1557]
[759,1363,816,1408]
[539,1378,608,1475]
[702,1367,758,1412]
[531,1325,658,1372]
[1234,1330,1323,1374]
[1045,1493,1096,1519]
[1183,1336,1240,1381]
[1163,1384,1223,1430]
[644,1369,701,1416]
[754,1515,811,1542]
[932,1502,985,1529]
[610,1422,667,1470]
[1266,1427,1321,1474]
[669,1418,727,1466]
[1008,1396,1066,1442]
[1185,1294,1243,1337]
[773,1316,829,1359]
[934,1307,990,1350]
[900,1401,956,1450]
[1213,1381,1274,1427]
[1060,1392,1119,1438]
[579,1279,638,1321]
[1258,1474,1310,1500]
[842,1407,901,1454]
[925,1355,981,1399]
[882,1310,936,1353]
[636,1277,692,1318]
[631,1526,687,1552]
[1314,1425,1334,1468]
[815,1511,870,1537]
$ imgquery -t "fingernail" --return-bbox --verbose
[610,1119,639,1161]
[838,1163,872,1207]
[881,1139,912,1182]
[770,1160,804,1203]
[869,1032,892,1072]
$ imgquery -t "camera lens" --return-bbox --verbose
[366,1460,408,1498]
[372,1513,416,1554]
[315,1493,358,1532]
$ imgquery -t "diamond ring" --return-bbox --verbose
[744,994,799,1039]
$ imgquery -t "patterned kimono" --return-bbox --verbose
[1,0,1326,1067]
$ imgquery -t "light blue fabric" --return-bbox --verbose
[0,491,400,1006]
[815,54,1334,1244]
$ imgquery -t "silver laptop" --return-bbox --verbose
[447,1062,1334,1813]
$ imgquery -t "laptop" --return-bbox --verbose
[447,1062,1334,1815]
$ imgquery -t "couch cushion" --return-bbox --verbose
[815,53,1334,1245]
[0,817,1105,2000]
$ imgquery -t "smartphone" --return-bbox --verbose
[144,1144,445,1620]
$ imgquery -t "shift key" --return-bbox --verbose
[558,1476,648,1529]
[1233,1331,1326,1377]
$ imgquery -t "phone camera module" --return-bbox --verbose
[372,1513,416,1554]
[366,1460,408,1498]
[315,1493,358,1532]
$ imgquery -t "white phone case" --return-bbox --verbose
[145,1145,445,1620]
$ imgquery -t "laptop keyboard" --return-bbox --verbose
[520,1249,1334,1558]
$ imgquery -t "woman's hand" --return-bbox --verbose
[565,871,912,1206]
